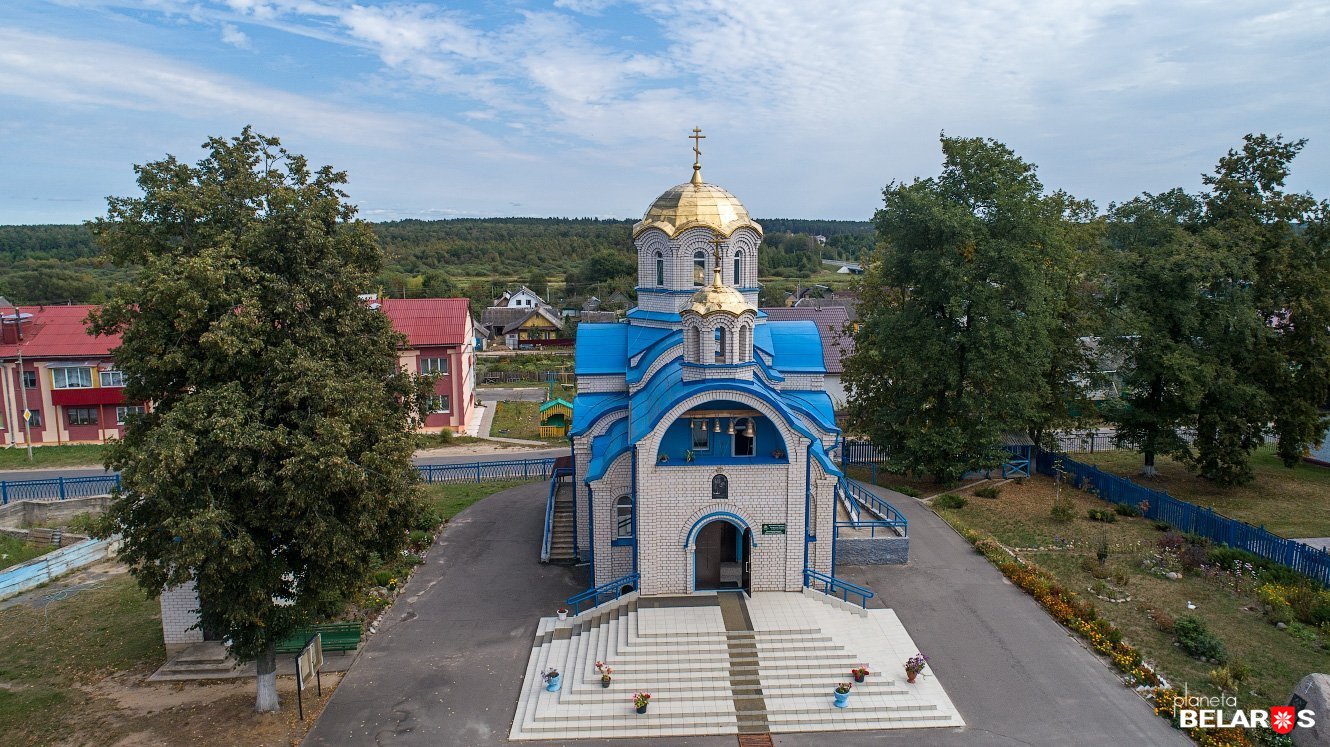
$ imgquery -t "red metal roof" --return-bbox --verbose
[0,298,473,360]
[0,305,119,359]
[760,306,854,374]
[379,298,472,348]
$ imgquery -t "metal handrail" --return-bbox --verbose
[0,474,121,505]
[839,477,907,536]
[541,467,572,563]
[803,568,874,608]
[416,458,557,485]
[566,572,640,615]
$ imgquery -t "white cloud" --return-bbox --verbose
[220,22,251,49]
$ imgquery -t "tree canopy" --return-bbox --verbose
[89,128,430,711]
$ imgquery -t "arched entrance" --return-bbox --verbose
[694,519,751,592]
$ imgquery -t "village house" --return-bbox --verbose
[0,298,479,446]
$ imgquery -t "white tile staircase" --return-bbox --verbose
[509,591,963,739]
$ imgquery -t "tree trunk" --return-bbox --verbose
[1141,450,1158,478]
[255,641,280,713]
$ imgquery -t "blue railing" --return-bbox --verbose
[565,572,640,615]
[541,467,572,563]
[0,475,121,505]
[1036,451,1330,587]
[416,458,557,485]
[839,478,908,536]
[803,568,874,608]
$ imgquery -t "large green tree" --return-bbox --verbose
[844,135,1090,482]
[88,129,430,712]
[1105,135,1330,483]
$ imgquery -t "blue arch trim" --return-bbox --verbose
[683,511,759,549]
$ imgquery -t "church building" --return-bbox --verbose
[569,141,844,597]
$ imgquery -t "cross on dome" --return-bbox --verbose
[690,127,705,185]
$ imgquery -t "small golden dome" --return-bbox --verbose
[633,173,763,240]
[685,264,755,317]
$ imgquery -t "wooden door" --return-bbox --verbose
[695,522,723,589]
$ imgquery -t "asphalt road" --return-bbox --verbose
[306,480,1187,746]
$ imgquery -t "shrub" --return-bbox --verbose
[893,485,921,498]
[408,529,432,548]
[1087,508,1117,523]
[1113,502,1141,517]
[934,493,967,509]
[1179,543,1208,571]
[1151,520,1171,532]
[1050,494,1075,523]
[414,506,443,532]
[1287,585,1330,626]
[1175,616,1228,663]
[973,486,1001,499]
[1096,536,1110,566]
[373,570,394,587]
[64,512,101,535]
[1148,609,1175,633]
[1157,532,1186,552]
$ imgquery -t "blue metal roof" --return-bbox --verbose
[585,417,631,483]
[575,324,629,374]
[571,392,627,435]
[625,308,681,324]
[765,320,826,373]
[782,390,838,432]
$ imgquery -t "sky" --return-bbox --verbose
[1,0,1328,225]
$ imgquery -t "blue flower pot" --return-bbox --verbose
[833,690,850,708]
[545,674,561,692]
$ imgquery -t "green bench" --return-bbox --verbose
[275,622,362,654]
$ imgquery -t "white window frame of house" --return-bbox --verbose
[420,357,449,374]
[99,369,126,387]
[115,405,145,424]
[67,406,99,426]
[25,409,43,427]
[614,495,633,539]
[51,367,93,389]
[428,394,451,413]
[733,417,755,457]
[21,370,37,389]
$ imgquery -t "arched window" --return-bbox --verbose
[733,418,755,456]
[733,251,743,286]
[715,327,726,363]
[614,495,633,539]
[693,251,706,286]
[686,325,700,362]
[655,251,664,286]
[740,324,752,361]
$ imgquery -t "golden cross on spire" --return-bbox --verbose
[708,237,724,286]
[689,127,705,185]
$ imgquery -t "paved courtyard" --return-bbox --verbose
[307,480,1187,746]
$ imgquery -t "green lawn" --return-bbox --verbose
[0,535,50,571]
[937,476,1330,713]
[1075,446,1330,537]
[0,444,106,470]
[490,401,565,442]
[423,479,536,521]
[0,575,164,744]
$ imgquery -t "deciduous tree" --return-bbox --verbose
[88,128,430,712]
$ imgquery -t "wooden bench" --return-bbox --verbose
[275,622,362,654]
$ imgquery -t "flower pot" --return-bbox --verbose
[557,609,568,620]
[545,674,561,692]
[833,690,850,708]
[853,673,865,683]
[906,670,918,684]
[636,704,648,714]
[601,678,611,688]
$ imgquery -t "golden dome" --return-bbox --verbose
[633,169,763,240]
[685,263,755,317]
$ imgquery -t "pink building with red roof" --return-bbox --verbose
[0,299,477,446]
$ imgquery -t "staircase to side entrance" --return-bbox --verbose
[547,482,577,564]
[509,591,962,740]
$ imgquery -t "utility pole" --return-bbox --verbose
[14,314,33,462]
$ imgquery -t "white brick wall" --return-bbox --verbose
[160,581,204,653]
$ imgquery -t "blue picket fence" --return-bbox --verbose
[1036,451,1330,587]
[0,458,559,503]
[0,475,122,505]
[416,458,558,485]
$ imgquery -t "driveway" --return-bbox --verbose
[816,484,1189,747]
[477,387,548,402]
